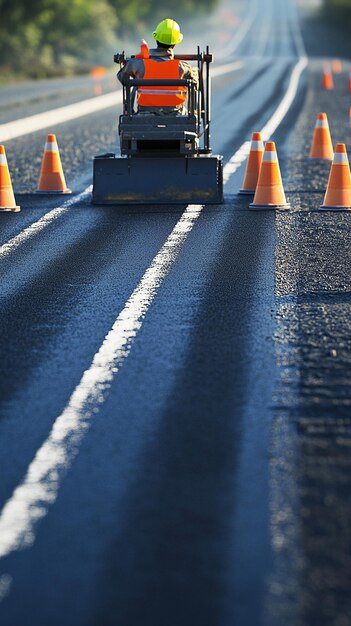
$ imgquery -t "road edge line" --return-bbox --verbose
[0,187,91,259]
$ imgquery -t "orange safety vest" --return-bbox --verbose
[137,59,187,108]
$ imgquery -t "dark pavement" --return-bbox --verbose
[0,0,350,624]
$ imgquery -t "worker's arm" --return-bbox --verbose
[180,61,199,90]
[117,59,144,84]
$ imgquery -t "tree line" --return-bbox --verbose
[0,0,217,78]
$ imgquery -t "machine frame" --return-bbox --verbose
[92,46,223,205]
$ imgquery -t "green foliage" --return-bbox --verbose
[0,0,218,78]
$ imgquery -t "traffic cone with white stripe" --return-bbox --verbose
[36,134,71,194]
[238,132,264,195]
[0,145,20,212]
[309,113,334,160]
[319,144,351,211]
[249,142,290,210]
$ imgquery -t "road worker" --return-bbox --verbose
[117,18,199,114]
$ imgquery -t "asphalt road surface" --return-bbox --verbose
[0,0,351,624]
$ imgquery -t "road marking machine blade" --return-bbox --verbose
[92,153,223,205]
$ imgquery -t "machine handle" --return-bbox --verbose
[114,52,213,64]
[122,78,193,87]
[174,54,213,62]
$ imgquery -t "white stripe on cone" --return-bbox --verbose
[316,120,328,128]
[333,152,348,164]
[44,142,59,152]
[251,141,264,150]
[262,151,278,161]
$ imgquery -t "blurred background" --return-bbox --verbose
[0,0,218,80]
[0,0,350,81]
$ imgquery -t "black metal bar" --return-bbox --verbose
[188,82,194,116]
[122,78,191,87]
[125,85,131,116]
[174,54,212,62]
[196,46,201,139]
[115,52,213,64]
[205,45,211,152]
[197,50,205,151]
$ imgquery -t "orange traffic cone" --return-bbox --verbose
[238,132,264,195]
[0,145,20,212]
[322,67,334,90]
[309,113,334,160]
[319,144,351,211]
[36,134,71,194]
[332,59,342,74]
[249,142,290,210]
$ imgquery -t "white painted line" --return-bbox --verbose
[0,202,204,558]
[0,92,123,143]
[0,51,307,563]
[260,56,308,140]
[223,55,308,185]
[212,60,243,78]
[0,187,91,259]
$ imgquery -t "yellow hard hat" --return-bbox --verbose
[152,18,183,45]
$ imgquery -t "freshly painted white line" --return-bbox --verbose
[0,50,307,562]
[260,56,308,140]
[223,55,308,185]
[0,202,204,558]
[212,60,243,77]
[0,187,91,259]
[0,92,123,143]
[223,141,252,184]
